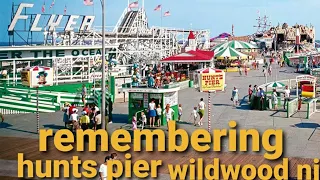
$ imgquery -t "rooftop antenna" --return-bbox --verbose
[232,24,234,36]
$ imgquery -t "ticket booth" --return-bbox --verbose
[122,87,180,125]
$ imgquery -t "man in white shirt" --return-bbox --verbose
[283,86,290,109]
[99,156,110,180]
[198,98,206,126]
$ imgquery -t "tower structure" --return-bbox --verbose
[186,31,196,51]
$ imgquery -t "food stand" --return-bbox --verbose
[121,86,180,125]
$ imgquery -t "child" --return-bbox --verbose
[141,112,147,129]
[132,115,137,130]
[178,104,183,122]
[156,104,162,127]
[191,107,198,126]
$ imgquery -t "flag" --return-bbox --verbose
[164,11,170,17]
[49,0,55,9]
[84,0,94,6]
[64,5,67,15]
[154,5,161,11]
[128,1,138,8]
[41,2,45,13]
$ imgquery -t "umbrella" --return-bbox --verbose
[214,47,249,60]
[266,82,286,88]
[212,40,258,51]
[228,40,258,49]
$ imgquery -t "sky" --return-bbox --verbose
[1,0,320,43]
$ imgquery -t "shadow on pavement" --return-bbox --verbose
[112,114,128,124]
[0,122,38,134]
[43,124,65,130]
[292,122,320,129]
[213,104,233,107]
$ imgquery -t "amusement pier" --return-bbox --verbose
[0,1,320,179]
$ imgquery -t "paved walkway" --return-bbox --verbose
[0,64,319,178]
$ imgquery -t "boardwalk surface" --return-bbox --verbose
[0,64,319,179]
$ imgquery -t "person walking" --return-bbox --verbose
[198,98,206,126]
[271,89,278,110]
[248,85,253,102]
[268,65,272,76]
[244,64,248,76]
[163,104,174,130]
[190,107,198,126]
[258,88,265,111]
[238,65,242,76]
[148,99,156,127]
[69,109,80,131]
[140,112,147,129]
[156,104,162,127]
[81,84,87,106]
[94,111,102,131]
[231,87,239,106]
[99,156,110,180]
[110,153,118,180]
[283,85,290,110]
[178,104,183,122]
[132,115,137,130]
[79,111,90,130]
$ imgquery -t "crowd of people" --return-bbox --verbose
[132,98,207,130]
[62,102,112,131]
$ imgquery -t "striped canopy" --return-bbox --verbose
[266,82,286,88]
[214,47,249,60]
[212,40,258,52]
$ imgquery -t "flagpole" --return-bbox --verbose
[161,7,163,27]
[101,0,106,130]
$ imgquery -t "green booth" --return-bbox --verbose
[122,85,180,125]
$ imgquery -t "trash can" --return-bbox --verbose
[189,80,194,88]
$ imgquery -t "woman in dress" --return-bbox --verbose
[231,87,239,107]
[148,99,156,127]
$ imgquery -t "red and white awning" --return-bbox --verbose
[196,67,223,73]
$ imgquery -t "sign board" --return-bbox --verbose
[0,48,106,61]
[164,91,178,106]
[20,66,53,88]
[131,93,143,99]
[8,3,95,32]
[143,93,149,108]
[200,73,225,91]
[150,94,162,99]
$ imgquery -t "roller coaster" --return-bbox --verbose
[1,3,210,85]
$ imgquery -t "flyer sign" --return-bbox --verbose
[200,73,225,91]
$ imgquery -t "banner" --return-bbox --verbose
[200,73,225,91]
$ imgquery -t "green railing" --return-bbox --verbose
[306,98,317,119]
[287,98,298,118]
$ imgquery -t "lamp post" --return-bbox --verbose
[100,0,106,130]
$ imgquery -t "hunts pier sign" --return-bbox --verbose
[8,3,95,32]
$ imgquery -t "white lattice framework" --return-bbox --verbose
[2,7,210,85]
[51,8,210,65]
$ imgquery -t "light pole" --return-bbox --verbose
[100,0,106,130]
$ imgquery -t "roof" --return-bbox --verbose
[196,67,224,73]
[161,50,214,63]
[188,31,195,39]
